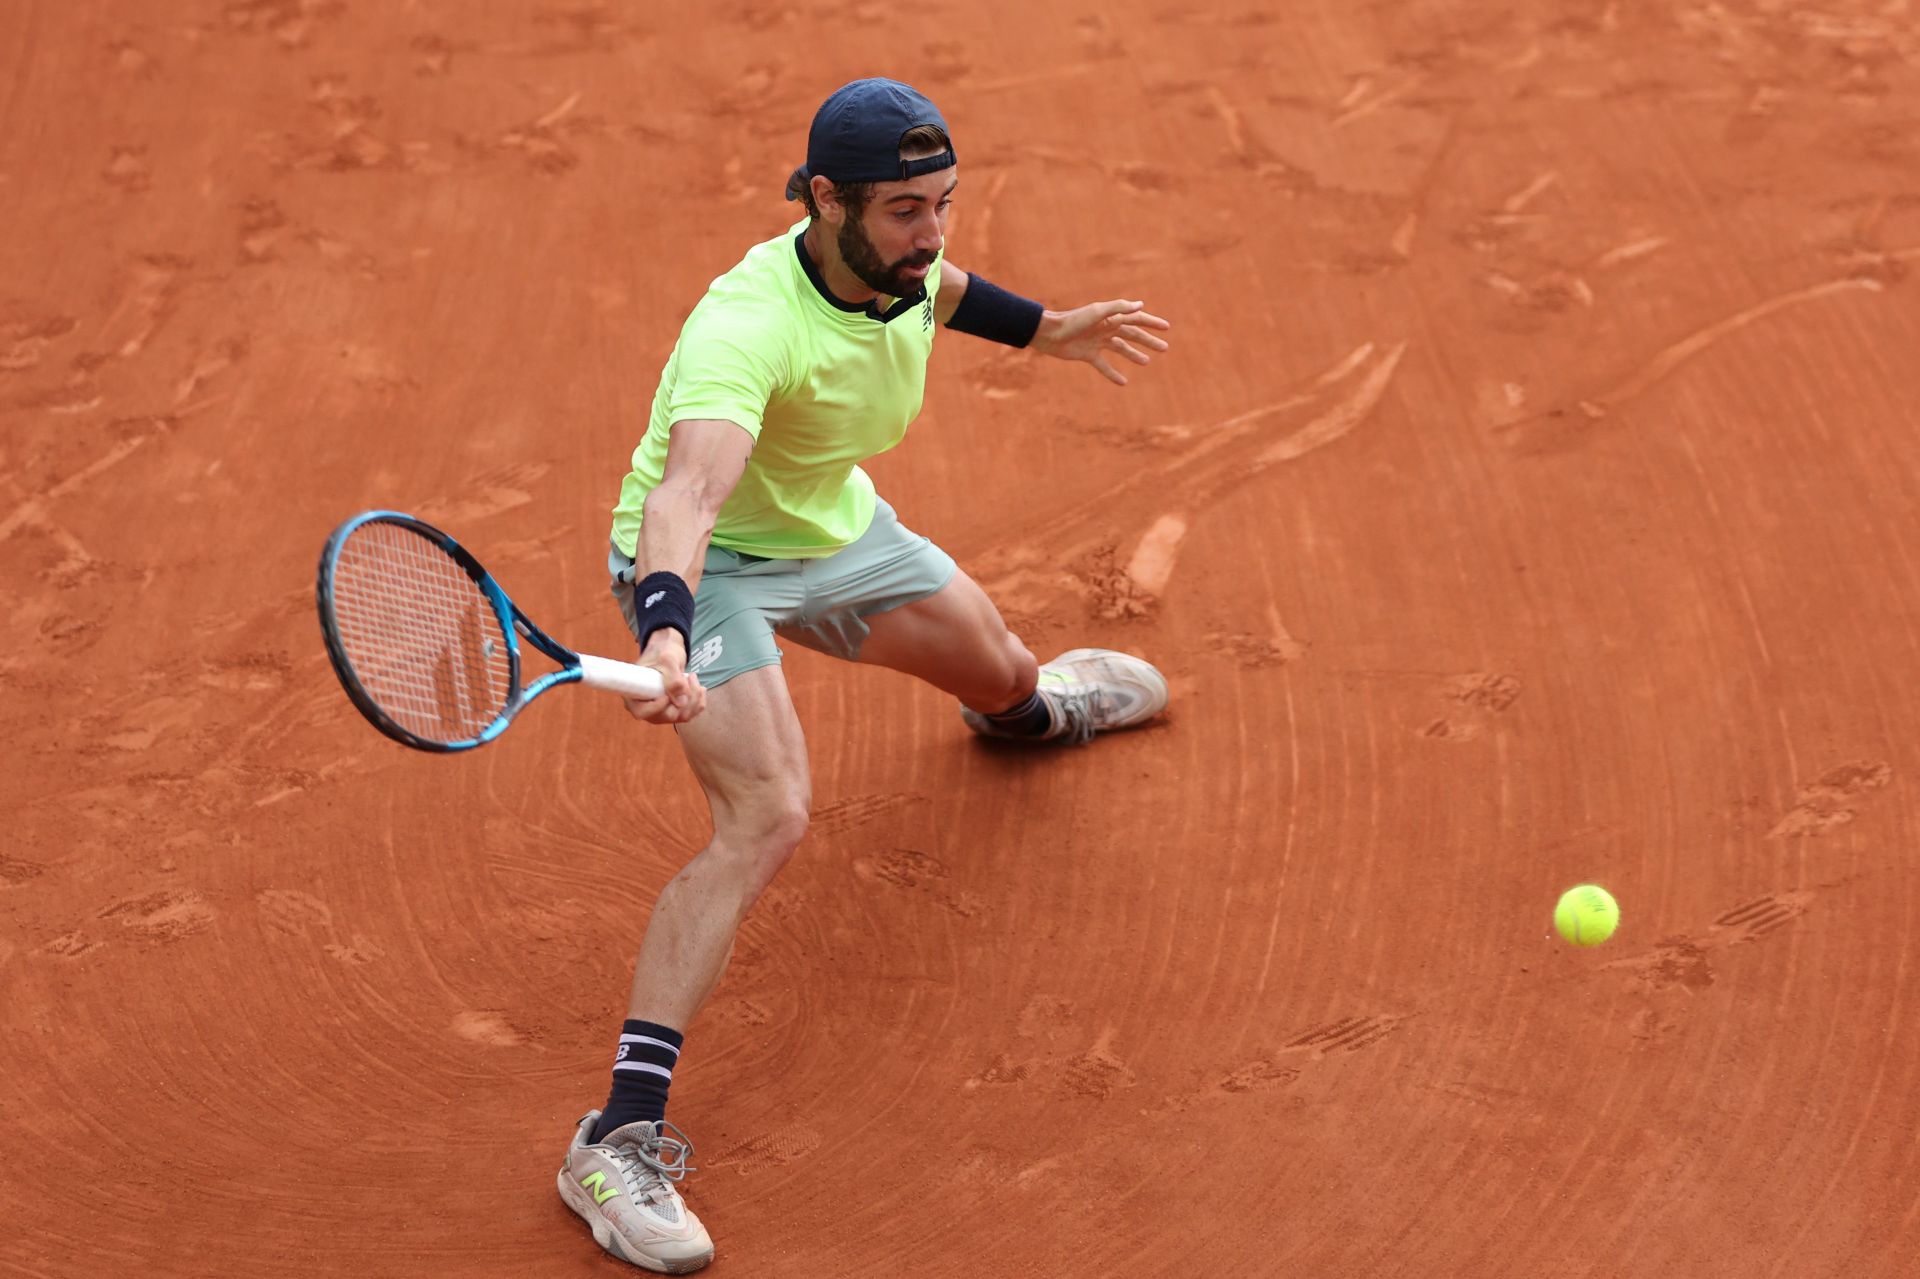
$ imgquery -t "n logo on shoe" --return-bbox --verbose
[580,1171,622,1205]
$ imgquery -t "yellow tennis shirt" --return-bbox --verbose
[610,221,943,560]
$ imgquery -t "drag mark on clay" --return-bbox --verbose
[974,341,1406,618]
[1123,515,1188,598]
[97,889,217,945]
[1768,760,1892,838]
[0,855,47,885]
[490,93,602,175]
[0,312,78,373]
[417,461,551,526]
[1332,74,1426,128]
[101,254,192,360]
[451,1010,530,1048]
[1500,277,1886,448]
[0,413,175,543]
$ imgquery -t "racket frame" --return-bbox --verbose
[317,510,609,753]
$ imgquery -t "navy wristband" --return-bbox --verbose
[633,571,695,654]
[946,273,1045,348]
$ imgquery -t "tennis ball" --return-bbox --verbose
[1554,884,1619,946]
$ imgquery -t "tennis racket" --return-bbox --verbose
[316,510,663,752]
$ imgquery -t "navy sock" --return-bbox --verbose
[591,1019,683,1144]
[981,689,1053,738]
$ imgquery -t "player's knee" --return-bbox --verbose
[760,791,810,859]
[723,788,810,893]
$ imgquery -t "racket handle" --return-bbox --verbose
[576,653,666,700]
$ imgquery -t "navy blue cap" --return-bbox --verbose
[786,78,955,199]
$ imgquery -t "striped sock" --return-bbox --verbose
[590,1019,683,1145]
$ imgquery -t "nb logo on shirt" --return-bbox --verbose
[922,301,933,331]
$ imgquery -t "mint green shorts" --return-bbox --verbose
[608,499,958,689]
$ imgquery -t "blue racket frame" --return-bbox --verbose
[316,510,588,753]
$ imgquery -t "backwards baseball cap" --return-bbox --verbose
[785,78,955,199]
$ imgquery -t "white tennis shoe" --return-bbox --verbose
[963,647,1169,744]
[557,1111,713,1274]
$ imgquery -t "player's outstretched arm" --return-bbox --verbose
[936,261,1169,386]
[1029,299,1170,387]
[625,419,753,726]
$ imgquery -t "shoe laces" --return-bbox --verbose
[1046,683,1102,745]
[610,1122,696,1208]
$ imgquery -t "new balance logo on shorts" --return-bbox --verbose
[687,635,724,675]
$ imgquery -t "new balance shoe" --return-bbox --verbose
[963,648,1169,745]
[557,1111,713,1274]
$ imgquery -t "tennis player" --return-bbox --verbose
[557,77,1172,1272]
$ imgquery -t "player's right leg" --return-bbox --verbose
[559,664,809,1274]
[630,665,811,1030]
[565,545,811,1273]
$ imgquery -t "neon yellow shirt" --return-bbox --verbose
[610,221,943,559]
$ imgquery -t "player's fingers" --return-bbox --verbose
[1090,352,1127,386]
[679,676,708,719]
[1109,336,1153,366]
[1127,310,1171,330]
[1093,299,1144,322]
[623,693,672,722]
[1118,325,1170,351]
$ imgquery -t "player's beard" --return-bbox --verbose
[839,215,936,299]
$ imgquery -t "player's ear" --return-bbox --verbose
[811,174,845,226]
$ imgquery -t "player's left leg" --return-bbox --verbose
[854,567,1168,743]
[779,499,1167,742]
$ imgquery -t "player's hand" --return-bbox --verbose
[1029,300,1170,386]
[625,630,707,724]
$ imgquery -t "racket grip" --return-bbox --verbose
[576,653,667,700]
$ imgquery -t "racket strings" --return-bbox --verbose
[329,523,514,743]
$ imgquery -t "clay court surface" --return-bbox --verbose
[7,1,1920,1274]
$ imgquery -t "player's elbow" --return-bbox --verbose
[643,473,727,534]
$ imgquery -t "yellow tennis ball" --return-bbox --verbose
[1554,884,1619,946]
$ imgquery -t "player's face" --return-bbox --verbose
[840,168,956,297]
